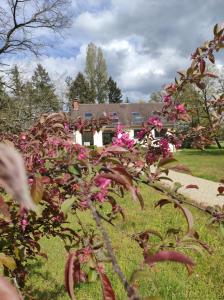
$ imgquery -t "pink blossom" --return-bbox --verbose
[95,190,108,203]
[28,178,34,185]
[79,247,92,263]
[74,144,87,160]
[52,215,62,222]
[137,129,146,140]
[148,117,163,130]
[112,125,135,149]
[94,176,112,202]
[77,152,87,160]
[146,152,159,165]
[80,200,89,209]
[95,176,111,189]
[175,104,186,114]
[159,138,170,157]
[163,95,171,104]
[20,134,26,140]
[64,123,69,131]
[21,218,28,231]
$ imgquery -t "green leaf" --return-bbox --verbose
[61,197,75,214]
[68,165,81,176]
[88,269,98,283]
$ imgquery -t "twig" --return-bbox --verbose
[87,198,141,300]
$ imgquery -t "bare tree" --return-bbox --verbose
[0,0,71,57]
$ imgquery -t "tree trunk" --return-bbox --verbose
[202,91,222,149]
[214,137,222,149]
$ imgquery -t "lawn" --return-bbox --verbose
[26,185,224,300]
[174,147,224,182]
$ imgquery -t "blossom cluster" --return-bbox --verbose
[94,176,112,203]
[112,125,135,149]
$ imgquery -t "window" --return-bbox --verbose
[82,131,93,146]
[132,112,144,124]
[85,112,93,120]
[103,131,115,145]
[109,112,119,125]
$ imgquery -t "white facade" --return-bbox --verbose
[73,128,176,152]
[127,129,134,139]
[73,131,82,145]
[93,131,103,147]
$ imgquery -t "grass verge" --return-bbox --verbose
[26,185,224,300]
[174,148,224,182]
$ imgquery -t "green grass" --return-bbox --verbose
[174,147,224,182]
[26,186,224,300]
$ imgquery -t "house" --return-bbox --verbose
[70,100,167,147]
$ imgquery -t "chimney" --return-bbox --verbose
[72,97,79,111]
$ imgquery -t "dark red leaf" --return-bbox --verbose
[101,173,129,189]
[169,164,192,175]
[195,81,206,90]
[111,166,133,186]
[144,251,195,274]
[205,72,219,78]
[101,170,141,205]
[104,146,128,153]
[31,177,44,204]
[156,199,194,235]
[158,157,176,168]
[98,269,116,300]
[199,59,206,74]
[64,251,77,300]
[185,184,199,190]
[218,186,224,194]
[175,203,194,234]
[214,23,218,35]
[155,199,172,208]
[128,186,144,208]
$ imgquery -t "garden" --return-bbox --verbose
[0,2,224,299]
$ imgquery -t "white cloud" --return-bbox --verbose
[2,0,224,101]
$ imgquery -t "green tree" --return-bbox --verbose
[85,43,97,101]
[95,47,108,103]
[107,76,122,103]
[149,91,163,103]
[1,64,60,132]
[9,65,24,98]
[85,43,108,103]
[178,83,203,127]
[31,64,59,113]
[67,72,95,104]
[0,76,13,132]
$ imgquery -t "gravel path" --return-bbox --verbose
[160,170,224,208]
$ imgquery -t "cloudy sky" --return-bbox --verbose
[3,0,224,101]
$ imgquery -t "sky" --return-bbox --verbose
[2,0,224,102]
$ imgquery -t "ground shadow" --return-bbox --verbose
[25,260,67,300]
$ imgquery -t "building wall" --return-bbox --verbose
[93,131,103,147]
[73,131,82,145]
[73,128,176,152]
